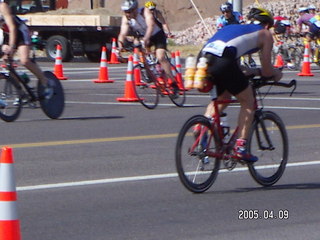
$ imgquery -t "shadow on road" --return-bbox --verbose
[208,182,320,194]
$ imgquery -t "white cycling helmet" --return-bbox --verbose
[298,7,308,13]
[308,5,316,10]
[121,0,138,11]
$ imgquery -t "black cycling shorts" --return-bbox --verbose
[149,30,167,50]
[3,23,31,47]
[204,47,249,96]
[310,24,320,38]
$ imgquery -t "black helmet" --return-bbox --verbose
[247,7,274,27]
[220,2,233,12]
[121,0,138,11]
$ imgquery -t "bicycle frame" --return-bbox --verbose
[6,62,38,102]
[191,79,296,162]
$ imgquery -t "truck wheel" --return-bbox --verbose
[45,35,73,62]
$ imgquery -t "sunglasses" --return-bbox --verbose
[222,10,231,13]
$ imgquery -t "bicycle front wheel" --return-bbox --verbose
[133,65,159,109]
[0,75,22,122]
[175,115,221,193]
[247,111,288,186]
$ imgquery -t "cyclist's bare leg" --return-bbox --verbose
[156,48,176,83]
[235,86,255,140]
[17,45,48,87]
[204,91,231,117]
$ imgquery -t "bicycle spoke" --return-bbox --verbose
[176,115,220,193]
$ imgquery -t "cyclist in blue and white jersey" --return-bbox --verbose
[216,2,243,30]
[199,8,282,162]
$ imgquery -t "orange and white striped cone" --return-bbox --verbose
[93,46,114,83]
[273,54,284,68]
[298,43,314,76]
[133,48,142,86]
[0,147,21,240]
[108,38,120,64]
[116,55,139,102]
[175,50,185,90]
[53,45,68,80]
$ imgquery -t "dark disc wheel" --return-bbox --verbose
[38,71,65,119]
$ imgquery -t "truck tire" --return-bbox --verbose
[45,35,73,62]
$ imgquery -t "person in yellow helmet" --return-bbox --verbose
[144,1,173,37]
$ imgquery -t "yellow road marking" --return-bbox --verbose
[1,124,320,149]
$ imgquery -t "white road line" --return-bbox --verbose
[65,101,320,110]
[17,160,320,192]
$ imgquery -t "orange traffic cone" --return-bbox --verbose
[298,43,314,76]
[93,46,114,83]
[274,54,284,68]
[0,147,21,240]
[54,45,68,80]
[116,55,139,102]
[133,48,142,86]
[108,38,120,64]
[175,50,185,90]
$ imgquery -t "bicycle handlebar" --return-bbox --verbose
[252,77,297,96]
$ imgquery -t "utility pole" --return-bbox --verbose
[229,0,242,14]
[233,0,242,14]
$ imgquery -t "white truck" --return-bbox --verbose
[10,0,122,62]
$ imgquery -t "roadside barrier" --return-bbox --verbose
[117,55,139,102]
[53,44,68,80]
[108,38,120,64]
[0,147,21,240]
[93,46,114,83]
[298,43,314,77]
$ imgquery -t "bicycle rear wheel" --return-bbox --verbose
[247,111,288,186]
[133,65,159,109]
[38,71,65,119]
[175,115,221,193]
[0,75,22,122]
[167,64,186,107]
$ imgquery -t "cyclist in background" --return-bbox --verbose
[272,14,295,68]
[198,7,282,162]
[144,1,173,38]
[296,7,314,34]
[118,0,179,94]
[308,5,317,16]
[216,2,243,30]
[0,0,52,102]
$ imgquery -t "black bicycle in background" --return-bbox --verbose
[0,57,64,122]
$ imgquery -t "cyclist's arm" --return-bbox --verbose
[143,8,155,47]
[118,15,130,50]
[258,29,282,81]
[0,3,17,54]
[156,11,171,35]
